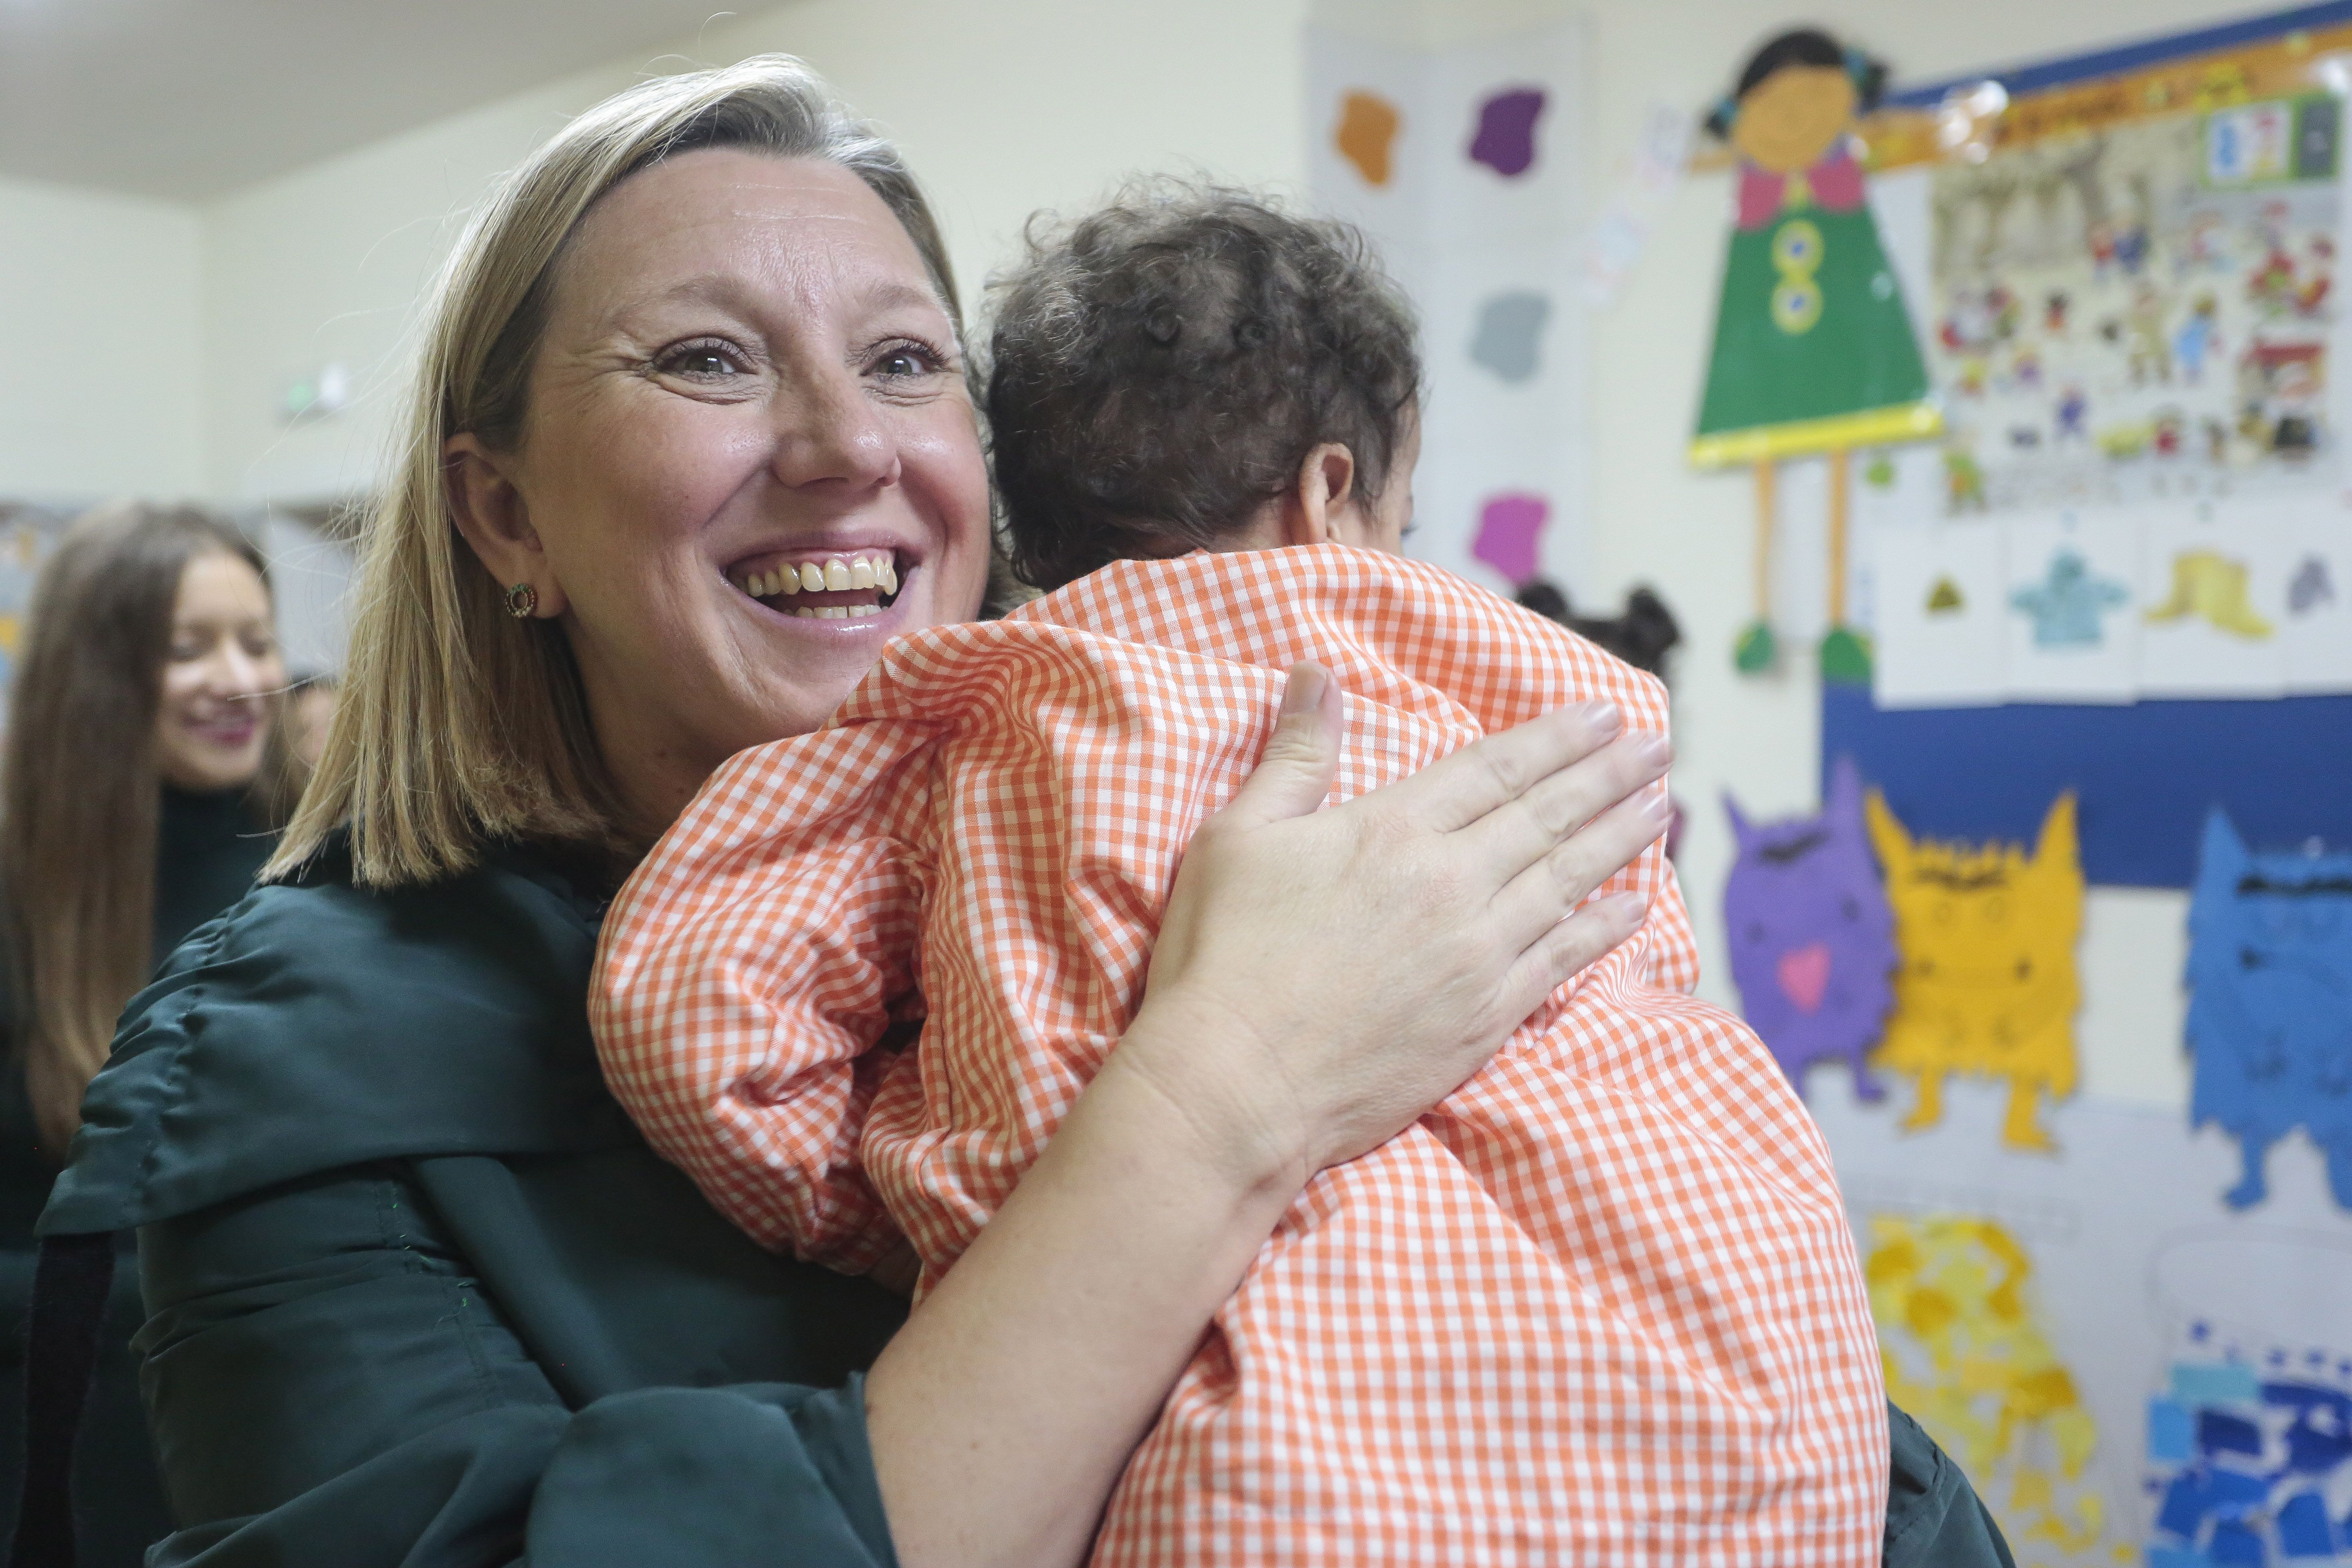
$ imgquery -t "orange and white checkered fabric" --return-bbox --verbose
[594,545,1886,1566]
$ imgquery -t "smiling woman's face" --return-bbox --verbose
[448,147,995,830]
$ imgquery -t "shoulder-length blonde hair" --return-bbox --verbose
[3,503,302,1152]
[271,56,984,890]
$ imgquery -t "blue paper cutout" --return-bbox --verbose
[1722,758,1897,1100]
[2164,1363,2258,1410]
[1468,290,1551,383]
[2209,1519,2266,1565]
[2010,546,2131,648]
[2150,1365,2352,1565]
[2149,1549,2216,1568]
[2198,1408,2264,1457]
[2185,810,2352,1212]
[2276,1492,2335,1557]
[2152,1396,2196,1462]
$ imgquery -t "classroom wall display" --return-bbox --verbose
[1864,788,2085,1152]
[1812,1076,2352,1568]
[1307,22,1587,600]
[0,506,70,732]
[1822,6,2352,890]
[1722,757,1897,1101]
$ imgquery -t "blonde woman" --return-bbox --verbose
[33,59,1786,1568]
[2,504,296,1567]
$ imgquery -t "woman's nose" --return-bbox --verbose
[768,369,900,492]
[203,642,276,700]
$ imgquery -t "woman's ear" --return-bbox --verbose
[1285,443,1361,547]
[444,433,569,618]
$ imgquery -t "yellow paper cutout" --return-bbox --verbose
[1864,790,2083,1151]
[1866,1215,2110,1557]
[1334,91,1402,187]
[2143,549,2275,639]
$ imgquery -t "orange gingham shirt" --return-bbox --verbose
[595,546,1887,1566]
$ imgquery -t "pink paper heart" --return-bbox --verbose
[1777,942,1832,1015]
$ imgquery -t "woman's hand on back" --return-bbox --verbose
[1120,661,1674,1192]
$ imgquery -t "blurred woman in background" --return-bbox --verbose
[0,503,298,1566]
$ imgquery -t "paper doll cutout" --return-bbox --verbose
[1926,576,1964,614]
[1468,290,1550,383]
[1471,492,1548,586]
[1335,90,1403,187]
[2010,547,2129,649]
[2149,1348,2352,1565]
[1468,87,1545,177]
[1865,788,2084,1151]
[2288,552,2335,615]
[2145,549,2275,639]
[1693,30,1940,678]
[1866,1215,2109,1555]
[1723,757,1897,1099]
[2185,809,2352,1212]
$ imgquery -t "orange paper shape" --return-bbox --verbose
[1335,89,1402,186]
[1864,789,2085,1152]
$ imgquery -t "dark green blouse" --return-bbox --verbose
[41,837,908,1567]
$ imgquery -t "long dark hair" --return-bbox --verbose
[1,504,301,1152]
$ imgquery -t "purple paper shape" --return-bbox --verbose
[1723,757,1898,1100]
[1472,492,1548,585]
[2186,808,2352,1212]
[1468,87,1546,178]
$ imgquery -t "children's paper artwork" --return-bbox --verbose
[2277,501,2352,694]
[1691,29,1942,675]
[1471,492,1548,586]
[1810,1025,2352,1564]
[1901,55,2343,516]
[1865,788,2083,1151]
[2001,510,2143,702]
[2136,506,2289,698]
[1867,1214,2114,1558]
[2143,1233,2352,1566]
[1723,758,1898,1100]
[1468,290,1550,382]
[1334,90,1403,187]
[1308,23,1586,595]
[1869,520,2007,707]
[2186,809,2352,1213]
[1468,87,1544,178]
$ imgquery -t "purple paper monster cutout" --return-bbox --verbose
[1468,87,1546,178]
[1724,757,1898,1101]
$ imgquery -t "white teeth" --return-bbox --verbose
[847,603,880,618]
[775,570,797,596]
[798,561,825,592]
[791,606,819,619]
[849,558,877,590]
[822,560,851,591]
[880,559,898,595]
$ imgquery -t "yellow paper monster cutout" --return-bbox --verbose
[2143,549,2274,639]
[1865,1215,2110,1557]
[1864,790,2084,1152]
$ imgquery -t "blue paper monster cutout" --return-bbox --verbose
[1724,757,1898,1100]
[2011,547,2131,649]
[2186,809,2352,1211]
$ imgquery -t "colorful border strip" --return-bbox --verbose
[1688,401,1944,466]
[1884,0,2352,108]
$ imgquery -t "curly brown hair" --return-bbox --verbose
[985,181,1422,591]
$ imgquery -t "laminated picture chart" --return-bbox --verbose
[1306,21,1587,596]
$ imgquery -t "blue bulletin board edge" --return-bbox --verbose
[1819,684,2352,889]
[1884,2,2352,109]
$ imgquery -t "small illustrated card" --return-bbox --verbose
[2271,497,2352,694]
[2135,501,2289,699]
[2000,507,2144,703]
[1869,520,2006,707]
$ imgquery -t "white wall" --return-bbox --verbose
[0,176,203,499]
[195,0,1321,503]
